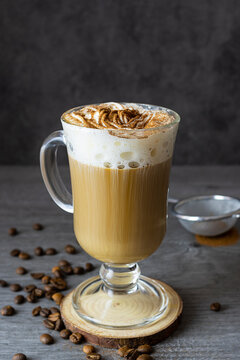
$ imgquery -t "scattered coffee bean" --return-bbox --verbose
[60,328,71,339]
[55,318,65,331]
[87,354,101,360]
[1,305,15,316]
[73,266,85,275]
[0,279,8,287]
[64,244,76,254]
[48,312,61,322]
[52,292,64,305]
[137,344,152,354]
[10,249,20,257]
[33,223,43,231]
[137,355,153,360]
[32,306,42,316]
[58,259,70,267]
[31,272,45,280]
[10,283,22,292]
[50,277,67,290]
[44,284,56,292]
[19,252,30,260]
[24,284,36,293]
[124,348,139,359]
[40,333,54,345]
[50,307,60,314]
[83,345,96,355]
[51,266,63,278]
[118,346,130,357]
[40,308,51,317]
[41,276,51,284]
[14,295,25,304]
[61,265,73,275]
[34,288,45,298]
[8,227,18,236]
[69,332,82,344]
[210,302,221,312]
[85,262,94,272]
[45,289,56,300]
[34,246,44,256]
[45,248,57,256]
[26,292,37,303]
[16,267,27,275]
[12,354,27,360]
[43,319,55,330]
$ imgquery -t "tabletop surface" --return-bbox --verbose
[0,166,239,360]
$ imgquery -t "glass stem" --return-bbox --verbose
[99,263,141,293]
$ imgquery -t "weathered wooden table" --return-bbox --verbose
[0,166,239,360]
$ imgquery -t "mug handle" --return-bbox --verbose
[40,130,73,213]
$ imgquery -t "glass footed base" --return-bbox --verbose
[72,275,169,329]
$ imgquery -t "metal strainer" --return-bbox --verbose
[169,195,240,236]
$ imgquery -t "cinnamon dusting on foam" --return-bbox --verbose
[63,102,174,130]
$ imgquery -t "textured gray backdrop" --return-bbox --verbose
[0,0,239,165]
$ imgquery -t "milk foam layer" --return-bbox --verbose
[61,103,179,169]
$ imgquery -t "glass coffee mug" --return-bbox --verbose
[40,103,180,329]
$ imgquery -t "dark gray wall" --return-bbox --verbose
[0,0,239,165]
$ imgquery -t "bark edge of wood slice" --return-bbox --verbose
[60,280,183,348]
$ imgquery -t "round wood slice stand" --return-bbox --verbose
[60,280,183,349]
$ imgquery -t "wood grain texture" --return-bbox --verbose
[0,166,239,359]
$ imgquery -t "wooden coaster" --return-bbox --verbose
[60,280,183,348]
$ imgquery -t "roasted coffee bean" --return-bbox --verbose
[54,270,63,278]
[73,266,85,275]
[10,284,22,292]
[83,345,96,355]
[40,333,54,345]
[44,284,57,292]
[69,332,82,344]
[43,319,55,330]
[33,223,43,231]
[0,279,8,287]
[1,305,15,316]
[16,267,27,275]
[31,272,45,280]
[50,277,67,290]
[124,349,140,359]
[210,302,221,311]
[32,306,42,316]
[52,292,64,305]
[50,307,60,314]
[85,262,94,272]
[40,308,51,317]
[19,252,30,260]
[87,354,101,360]
[55,318,64,331]
[48,312,61,322]
[10,249,20,257]
[34,288,45,298]
[58,259,70,267]
[14,295,25,304]
[26,292,37,303]
[64,244,76,254]
[12,353,27,360]
[60,328,71,339]
[137,345,152,354]
[41,276,51,284]
[61,265,73,275]
[24,284,36,293]
[136,355,153,360]
[45,248,57,255]
[45,290,56,300]
[34,247,44,256]
[8,227,18,236]
[118,346,130,357]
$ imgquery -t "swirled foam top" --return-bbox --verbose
[61,103,179,169]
